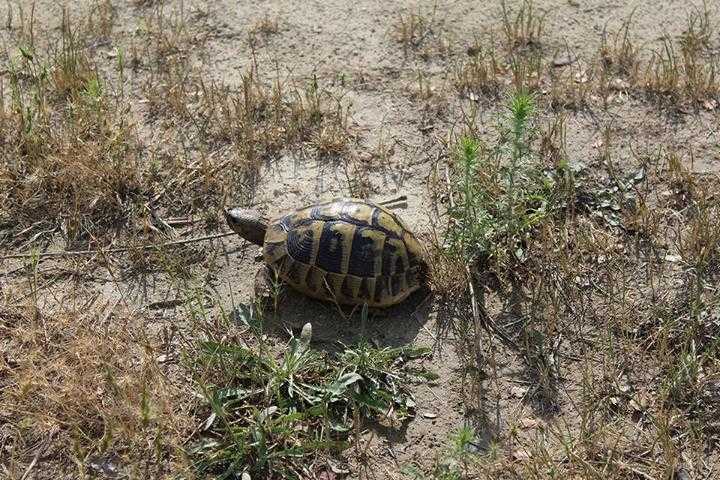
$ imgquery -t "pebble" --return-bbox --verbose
[552,54,576,67]
[610,78,631,91]
[510,385,528,398]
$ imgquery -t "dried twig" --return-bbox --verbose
[377,194,408,207]
[466,265,486,368]
[21,428,57,480]
[443,157,518,351]
[1,232,235,260]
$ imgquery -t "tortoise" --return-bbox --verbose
[224,198,428,308]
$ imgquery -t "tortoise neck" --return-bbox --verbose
[246,222,267,246]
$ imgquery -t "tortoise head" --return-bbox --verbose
[224,207,268,246]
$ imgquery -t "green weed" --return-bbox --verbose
[403,426,479,480]
[187,315,434,479]
[445,91,566,271]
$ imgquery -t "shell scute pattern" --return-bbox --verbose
[263,199,426,307]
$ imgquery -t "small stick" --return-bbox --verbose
[466,265,485,369]
[21,428,56,480]
[0,232,236,260]
[377,195,407,206]
[379,201,408,210]
[444,155,517,350]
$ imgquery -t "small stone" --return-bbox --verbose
[553,54,576,67]
[422,412,438,419]
[609,78,630,91]
[510,386,528,398]
[574,276,590,288]
[703,99,717,111]
[300,322,313,346]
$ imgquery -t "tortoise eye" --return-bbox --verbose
[225,211,239,224]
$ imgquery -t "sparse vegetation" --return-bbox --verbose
[2,1,719,479]
[0,302,192,478]
[1,16,140,247]
[599,14,639,78]
[403,427,479,480]
[249,16,280,38]
[500,0,545,52]
[392,11,432,56]
[444,92,565,269]
[391,6,450,60]
[0,9,353,247]
[454,45,503,100]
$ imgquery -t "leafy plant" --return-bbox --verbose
[445,91,567,271]
[188,320,434,479]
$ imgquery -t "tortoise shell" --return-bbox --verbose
[262,199,426,307]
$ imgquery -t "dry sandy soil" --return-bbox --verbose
[1,0,719,479]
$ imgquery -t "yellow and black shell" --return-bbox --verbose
[262,199,427,307]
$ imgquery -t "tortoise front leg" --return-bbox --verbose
[254,265,283,313]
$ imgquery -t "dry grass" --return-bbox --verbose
[454,44,504,100]
[0,6,353,249]
[445,3,719,113]
[500,0,545,52]
[0,301,192,478]
[422,88,720,478]
[390,6,450,60]
[391,11,432,56]
[248,15,280,41]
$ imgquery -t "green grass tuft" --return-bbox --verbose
[187,318,434,479]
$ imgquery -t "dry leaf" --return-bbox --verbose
[512,448,532,461]
[519,418,541,429]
